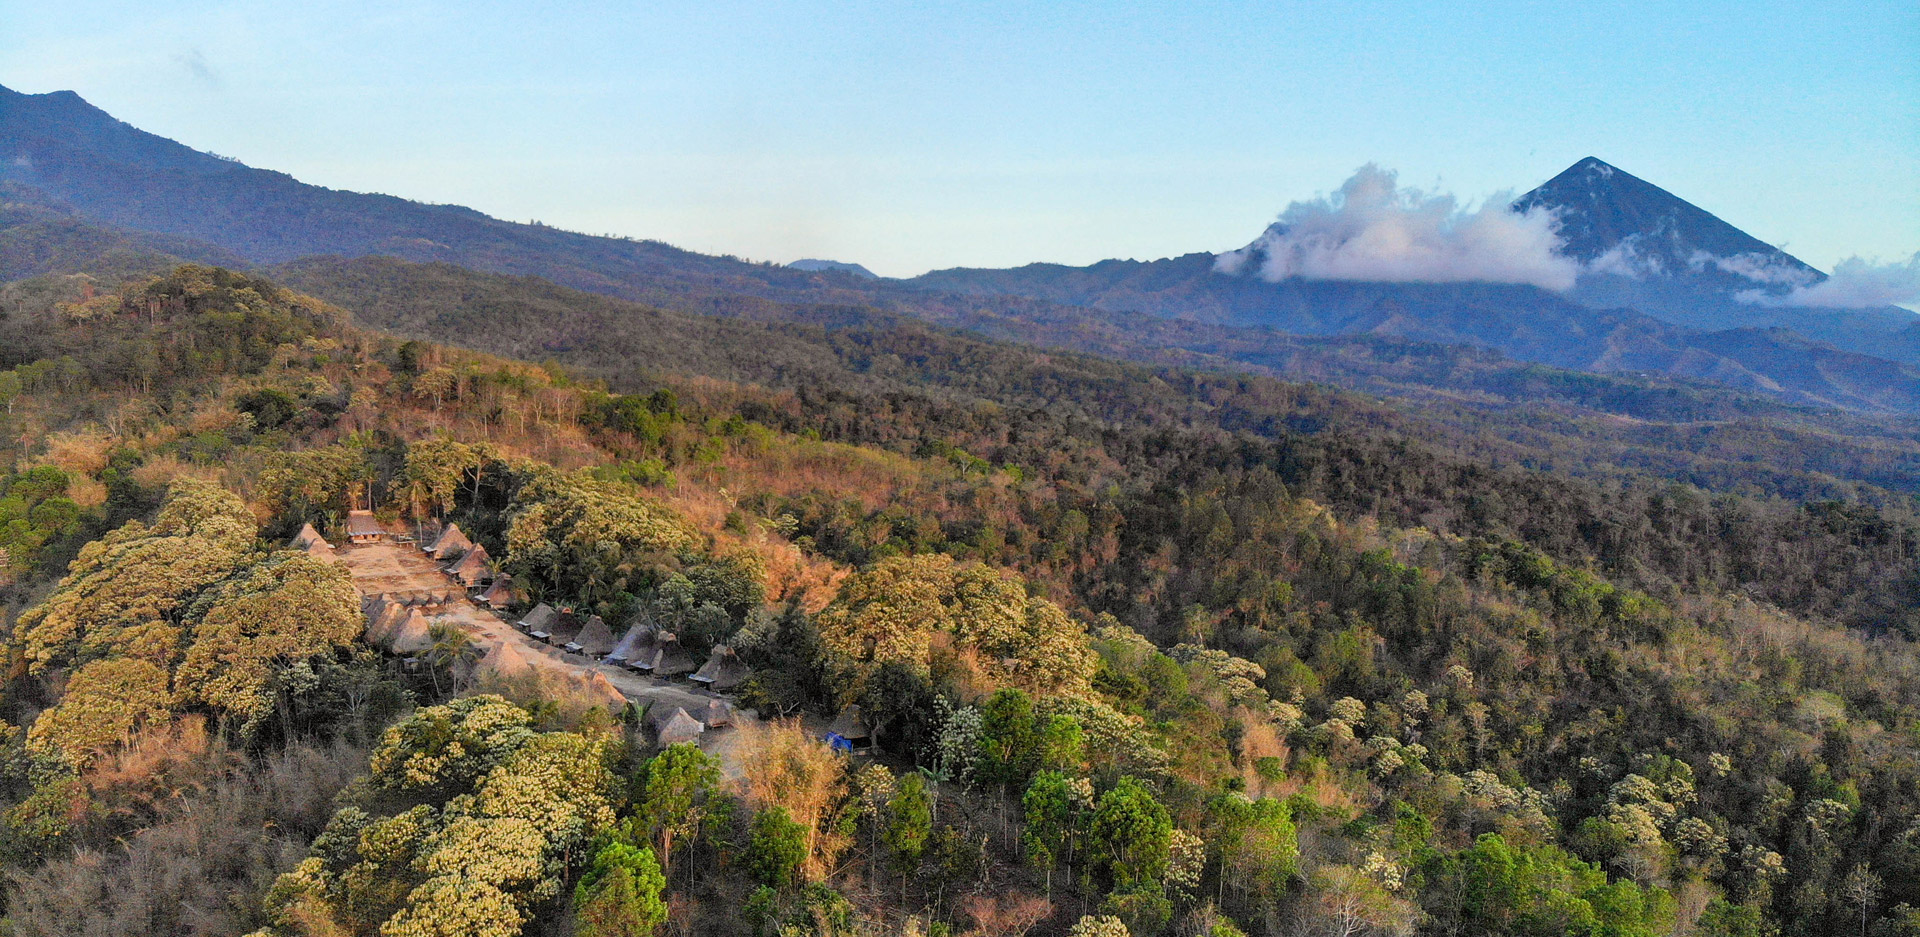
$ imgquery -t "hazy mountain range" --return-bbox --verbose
[4,82,1918,414]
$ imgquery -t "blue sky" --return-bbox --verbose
[4,0,1916,277]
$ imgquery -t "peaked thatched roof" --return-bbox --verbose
[699,697,736,728]
[641,632,695,676]
[579,671,628,710]
[605,623,653,663]
[387,609,435,654]
[478,576,515,608]
[519,603,558,634]
[477,639,537,680]
[690,645,752,691]
[827,704,870,741]
[445,545,493,586]
[651,707,706,746]
[425,522,474,559]
[346,511,383,538]
[566,615,616,656]
[365,600,410,646]
[543,612,585,646]
[292,523,334,555]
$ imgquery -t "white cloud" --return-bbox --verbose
[1737,253,1920,309]
[1589,236,1664,278]
[1214,164,1580,291]
[1688,250,1818,287]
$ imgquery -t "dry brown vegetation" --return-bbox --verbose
[9,737,368,937]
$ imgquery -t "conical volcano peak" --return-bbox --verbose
[1515,157,1818,286]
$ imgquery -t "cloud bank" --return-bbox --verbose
[1215,164,1580,291]
[1736,253,1920,309]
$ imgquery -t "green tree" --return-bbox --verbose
[978,687,1039,789]
[574,841,669,937]
[748,806,809,889]
[1091,777,1173,891]
[884,771,934,872]
[636,743,723,870]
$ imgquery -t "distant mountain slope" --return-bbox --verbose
[789,258,878,279]
[269,254,1920,501]
[6,83,1919,415]
[0,182,244,280]
[1513,157,1920,346]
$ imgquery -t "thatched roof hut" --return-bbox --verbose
[566,616,616,656]
[543,611,585,647]
[478,576,515,609]
[690,645,751,691]
[292,523,335,557]
[388,609,435,654]
[605,623,652,664]
[640,632,695,677]
[826,704,871,750]
[518,603,557,636]
[445,544,494,586]
[477,639,537,681]
[346,510,384,543]
[650,706,706,746]
[365,600,412,646]
[424,522,474,560]
[699,697,736,728]
[578,671,628,711]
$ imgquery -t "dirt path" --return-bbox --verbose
[336,537,748,751]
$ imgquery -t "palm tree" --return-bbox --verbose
[423,624,482,697]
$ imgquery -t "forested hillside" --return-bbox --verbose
[1,262,1917,937]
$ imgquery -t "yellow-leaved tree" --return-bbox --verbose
[816,553,1096,698]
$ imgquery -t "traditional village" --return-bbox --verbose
[301,509,865,765]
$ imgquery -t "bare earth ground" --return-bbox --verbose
[335,537,749,759]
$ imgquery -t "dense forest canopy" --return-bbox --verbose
[0,263,1915,937]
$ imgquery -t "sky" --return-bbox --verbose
[2,0,1916,278]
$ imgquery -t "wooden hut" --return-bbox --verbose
[477,639,537,681]
[346,510,384,544]
[689,645,751,691]
[543,611,585,647]
[650,706,706,746]
[445,544,494,587]
[640,632,695,677]
[292,523,336,558]
[423,522,474,560]
[605,622,652,665]
[387,609,435,655]
[825,704,871,751]
[518,603,557,636]
[566,615,616,657]
[478,576,515,610]
[699,697,736,729]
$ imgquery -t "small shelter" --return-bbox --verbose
[566,615,616,656]
[425,523,474,560]
[699,697,736,729]
[650,706,706,746]
[478,576,515,610]
[477,639,537,681]
[605,622,652,665]
[543,611,585,647]
[346,511,384,544]
[369,601,414,647]
[445,544,494,587]
[292,523,335,558]
[518,603,558,636]
[825,704,872,752]
[578,671,628,711]
[640,632,695,677]
[387,609,435,655]
[690,645,751,692]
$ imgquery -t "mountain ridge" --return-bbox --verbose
[5,83,1920,414]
